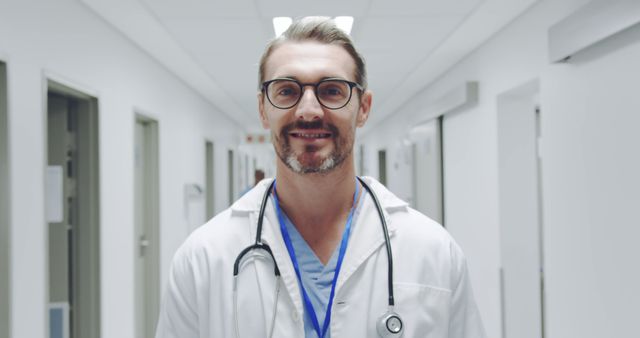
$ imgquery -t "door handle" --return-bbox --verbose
[139,235,150,257]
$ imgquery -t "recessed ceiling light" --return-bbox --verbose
[273,17,292,37]
[334,16,354,35]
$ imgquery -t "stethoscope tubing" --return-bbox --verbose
[356,176,395,307]
[233,177,399,336]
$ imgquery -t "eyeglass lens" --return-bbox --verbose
[266,80,352,109]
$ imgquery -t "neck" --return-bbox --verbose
[275,159,358,264]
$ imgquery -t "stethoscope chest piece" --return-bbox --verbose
[377,310,404,337]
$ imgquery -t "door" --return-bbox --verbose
[47,84,101,338]
[134,117,160,338]
[378,150,387,186]
[497,80,545,338]
[410,118,444,224]
[205,140,215,219]
[358,144,365,176]
[0,61,9,338]
[228,149,234,206]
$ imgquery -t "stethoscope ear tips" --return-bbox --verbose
[376,310,404,337]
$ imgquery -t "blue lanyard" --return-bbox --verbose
[273,180,360,338]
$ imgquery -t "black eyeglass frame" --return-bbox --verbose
[261,78,364,110]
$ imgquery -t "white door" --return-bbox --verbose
[410,118,444,224]
[497,81,544,338]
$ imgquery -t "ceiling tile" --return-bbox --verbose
[355,16,464,86]
[143,0,261,19]
[367,0,483,17]
[255,0,371,18]
[158,17,269,114]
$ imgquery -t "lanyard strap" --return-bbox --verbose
[273,179,360,338]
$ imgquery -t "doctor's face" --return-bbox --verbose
[258,41,372,174]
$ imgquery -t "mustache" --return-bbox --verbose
[280,120,340,136]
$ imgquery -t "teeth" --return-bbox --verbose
[295,133,329,138]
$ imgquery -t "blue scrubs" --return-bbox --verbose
[278,195,365,338]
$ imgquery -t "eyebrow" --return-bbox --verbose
[274,76,348,82]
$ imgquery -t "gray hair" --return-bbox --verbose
[258,16,367,90]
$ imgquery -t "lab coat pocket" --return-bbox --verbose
[233,253,272,336]
[394,282,452,338]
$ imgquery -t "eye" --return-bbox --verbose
[324,87,343,96]
[271,81,300,97]
[278,87,295,96]
[318,82,347,97]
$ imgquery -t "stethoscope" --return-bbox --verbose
[233,177,403,338]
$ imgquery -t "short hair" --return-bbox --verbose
[258,16,367,90]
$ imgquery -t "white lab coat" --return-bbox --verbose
[156,177,486,338]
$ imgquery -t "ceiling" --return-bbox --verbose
[81,0,538,133]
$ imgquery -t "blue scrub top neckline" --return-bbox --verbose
[273,178,360,338]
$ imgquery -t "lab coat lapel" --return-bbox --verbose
[247,194,305,318]
[335,177,404,291]
[236,177,407,326]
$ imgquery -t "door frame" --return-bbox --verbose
[0,60,10,338]
[46,79,101,338]
[133,114,160,338]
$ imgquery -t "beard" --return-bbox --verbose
[273,119,353,175]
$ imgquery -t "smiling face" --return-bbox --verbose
[258,41,372,175]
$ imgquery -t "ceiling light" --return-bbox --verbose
[273,17,292,37]
[334,16,354,35]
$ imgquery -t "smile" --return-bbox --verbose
[290,132,332,139]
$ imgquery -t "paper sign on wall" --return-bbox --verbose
[46,165,64,223]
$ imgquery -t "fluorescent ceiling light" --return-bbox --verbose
[334,16,354,35]
[273,17,292,37]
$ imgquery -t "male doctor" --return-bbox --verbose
[156,17,486,338]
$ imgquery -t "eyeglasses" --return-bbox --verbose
[262,78,364,110]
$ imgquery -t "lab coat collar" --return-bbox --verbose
[229,178,274,213]
[230,176,408,214]
[336,177,408,290]
[231,176,409,319]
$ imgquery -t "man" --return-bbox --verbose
[156,17,486,338]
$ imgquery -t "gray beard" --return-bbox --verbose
[274,120,353,175]
[285,152,338,174]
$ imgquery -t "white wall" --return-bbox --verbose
[360,0,640,337]
[541,22,640,337]
[0,1,241,337]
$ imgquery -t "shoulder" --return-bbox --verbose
[168,209,241,275]
[393,207,452,246]
[390,206,462,270]
[175,178,275,261]
[361,177,466,281]
[388,207,469,290]
[360,176,452,247]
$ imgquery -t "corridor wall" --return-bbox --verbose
[359,0,640,337]
[0,1,241,337]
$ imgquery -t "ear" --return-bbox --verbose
[258,92,270,129]
[356,89,372,128]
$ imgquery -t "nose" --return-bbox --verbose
[294,86,324,121]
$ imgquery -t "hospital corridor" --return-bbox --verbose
[1,0,639,337]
